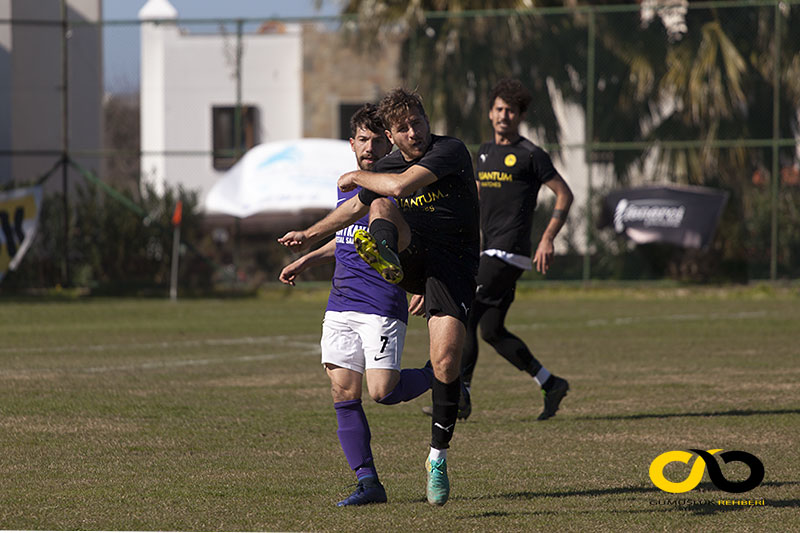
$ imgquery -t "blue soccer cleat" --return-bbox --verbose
[336,476,388,507]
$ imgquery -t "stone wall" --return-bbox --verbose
[302,24,402,139]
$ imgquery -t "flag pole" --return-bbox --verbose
[169,201,183,301]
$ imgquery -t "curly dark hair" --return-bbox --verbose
[349,103,385,137]
[377,88,427,130]
[489,78,532,114]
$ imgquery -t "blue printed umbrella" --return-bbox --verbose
[205,138,355,218]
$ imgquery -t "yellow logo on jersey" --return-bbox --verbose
[504,154,517,167]
[478,171,512,182]
[399,189,446,210]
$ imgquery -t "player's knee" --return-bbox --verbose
[368,384,393,403]
[329,382,359,403]
[370,197,396,218]
[430,354,459,383]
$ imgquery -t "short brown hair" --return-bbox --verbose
[490,78,532,114]
[377,88,427,130]
[349,103,385,137]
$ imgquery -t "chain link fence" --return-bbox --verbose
[1,1,798,291]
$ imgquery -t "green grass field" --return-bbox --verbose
[1,285,798,532]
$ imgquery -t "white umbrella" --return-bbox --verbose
[204,138,355,218]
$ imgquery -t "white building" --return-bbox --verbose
[138,0,302,204]
[0,0,102,191]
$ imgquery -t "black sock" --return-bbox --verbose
[369,218,398,251]
[430,377,461,450]
[525,359,543,379]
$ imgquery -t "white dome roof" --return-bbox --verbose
[138,0,178,20]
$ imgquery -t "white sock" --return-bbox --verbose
[429,447,447,462]
[533,367,551,388]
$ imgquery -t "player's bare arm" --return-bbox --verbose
[533,175,574,274]
[278,238,336,286]
[338,165,437,198]
[278,195,368,250]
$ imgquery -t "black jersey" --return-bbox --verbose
[360,134,480,261]
[476,137,560,257]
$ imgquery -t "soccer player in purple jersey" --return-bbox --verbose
[278,105,434,507]
[282,89,480,506]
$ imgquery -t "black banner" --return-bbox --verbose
[599,185,728,249]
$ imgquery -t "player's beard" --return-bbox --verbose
[359,154,376,171]
[494,120,512,133]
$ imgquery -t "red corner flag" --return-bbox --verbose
[172,201,183,226]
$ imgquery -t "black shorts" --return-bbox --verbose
[474,254,524,308]
[398,234,477,325]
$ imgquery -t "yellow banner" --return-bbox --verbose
[0,186,43,281]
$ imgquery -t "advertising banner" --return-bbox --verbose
[599,185,729,249]
[0,185,43,282]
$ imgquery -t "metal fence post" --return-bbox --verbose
[60,0,71,286]
[770,2,781,281]
[583,8,596,283]
[234,19,243,162]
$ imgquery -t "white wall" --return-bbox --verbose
[522,81,613,254]
[140,11,302,206]
[0,2,11,181]
[0,0,102,190]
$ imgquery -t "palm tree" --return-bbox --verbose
[339,0,564,147]
[338,1,800,277]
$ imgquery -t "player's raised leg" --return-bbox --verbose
[348,311,433,405]
[367,365,434,405]
[354,198,410,284]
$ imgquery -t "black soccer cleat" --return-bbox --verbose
[538,376,569,421]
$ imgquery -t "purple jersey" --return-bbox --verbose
[325,187,408,323]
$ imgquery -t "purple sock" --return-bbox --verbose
[377,366,434,405]
[334,399,377,479]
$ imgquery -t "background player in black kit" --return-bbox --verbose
[461,78,574,421]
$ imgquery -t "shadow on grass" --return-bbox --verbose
[458,499,800,520]
[769,499,800,508]
[499,485,659,499]
[457,510,552,519]
[575,408,800,421]
[402,484,800,519]
[464,480,800,502]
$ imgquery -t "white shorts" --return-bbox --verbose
[320,311,407,374]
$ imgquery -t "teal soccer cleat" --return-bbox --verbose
[425,457,450,506]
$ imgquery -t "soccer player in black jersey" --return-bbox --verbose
[280,88,479,506]
[463,78,574,421]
